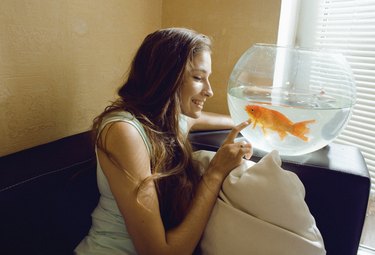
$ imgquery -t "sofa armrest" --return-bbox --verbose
[0,131,99,255]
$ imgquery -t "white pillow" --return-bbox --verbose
[194,150,326,255]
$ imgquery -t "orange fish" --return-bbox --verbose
[245,105,315,142]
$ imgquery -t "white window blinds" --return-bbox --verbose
[305,0,375,193]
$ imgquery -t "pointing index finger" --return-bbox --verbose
[223,121,251,144]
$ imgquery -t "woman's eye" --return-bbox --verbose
[193,76,202,81]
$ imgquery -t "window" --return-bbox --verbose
[278,0,375,252]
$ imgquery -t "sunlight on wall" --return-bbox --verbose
[0,0,161,156]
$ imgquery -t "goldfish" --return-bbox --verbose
[245,104,315,142]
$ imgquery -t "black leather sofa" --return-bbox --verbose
[0,130,371,255]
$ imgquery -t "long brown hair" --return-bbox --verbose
[93,28,212,229]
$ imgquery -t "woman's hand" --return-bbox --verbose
[205,121,252,182]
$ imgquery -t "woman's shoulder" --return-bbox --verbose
[100,110,141,133]
[100,120,144,147]
[100,110,152,155]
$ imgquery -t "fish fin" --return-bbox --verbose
[292,119,316,142]
[278,130,287,140]
[261,127,267,135]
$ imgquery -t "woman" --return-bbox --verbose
[75,27,252,255]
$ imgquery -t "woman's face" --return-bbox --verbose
[180,51,213,118]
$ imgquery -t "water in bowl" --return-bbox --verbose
[228,85,352,156]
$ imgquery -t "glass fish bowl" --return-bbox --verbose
[227,43,356,156]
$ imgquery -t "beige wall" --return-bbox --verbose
[0,0,280,156]
[0,0,162,156]
[162,0,280,114]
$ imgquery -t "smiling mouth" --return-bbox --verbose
[192,99,204,108]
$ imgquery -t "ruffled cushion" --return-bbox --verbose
[194,150,326,255]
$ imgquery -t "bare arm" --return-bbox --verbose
[97,121,251,255]
[188,111,234,132]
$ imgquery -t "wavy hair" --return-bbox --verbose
[93,28,212,229]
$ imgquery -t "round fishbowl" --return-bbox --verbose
[227,43,356,156]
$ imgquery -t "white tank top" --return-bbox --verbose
[75,111,188,255]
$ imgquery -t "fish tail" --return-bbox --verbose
[291,120,316,142]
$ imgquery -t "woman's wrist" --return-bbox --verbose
[201,169,224,194]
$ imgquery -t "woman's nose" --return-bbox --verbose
[204,81,214,98]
